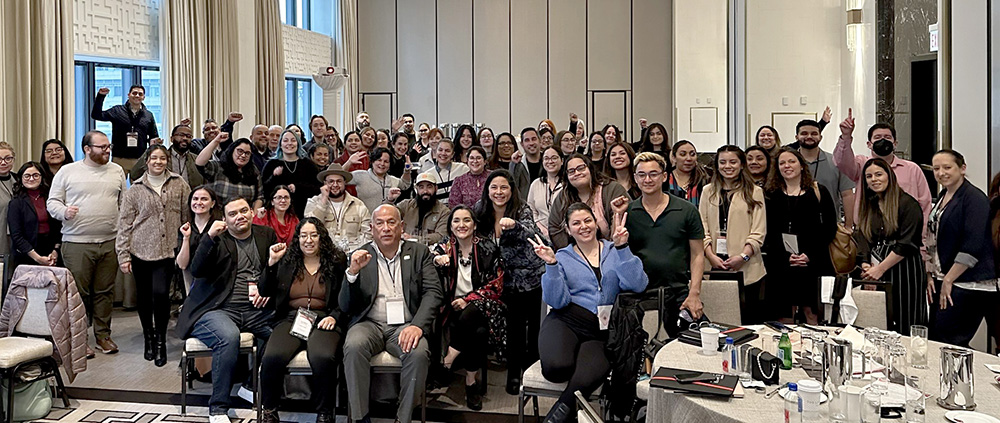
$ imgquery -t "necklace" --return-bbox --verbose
[29,191,41,201]
[283,159,298,173]
[457,246,473,267]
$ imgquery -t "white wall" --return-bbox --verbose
[950,0,990,189]
[74,0,160,62]
[673,0,726,152]
[355,0,673,141]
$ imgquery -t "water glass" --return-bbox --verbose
[861,389,882,423]
[888,344,908,384]
[909,325,929,369]
[905,375,925,423]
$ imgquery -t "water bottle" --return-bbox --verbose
[722,337,735,374]
[784,382,800,423]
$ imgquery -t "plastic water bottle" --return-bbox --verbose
[722,337,735,374]
[784,382,800,423]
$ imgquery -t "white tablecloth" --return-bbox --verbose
[648,331,1000,422]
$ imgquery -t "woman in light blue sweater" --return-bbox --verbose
[528,202,648,423]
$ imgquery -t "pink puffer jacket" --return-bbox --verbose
[0,266,88,382]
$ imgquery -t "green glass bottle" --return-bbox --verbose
[778,329,793,370]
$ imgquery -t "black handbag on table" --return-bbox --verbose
[747,347,781,385]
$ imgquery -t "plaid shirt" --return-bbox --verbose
[197,161,261,205]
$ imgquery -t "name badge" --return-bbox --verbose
[126,131,139,148]
[597,305,613,330]
[387,297,406,325]
[290,307,317,340]
[782,233,799,255]
[715,236,728,255]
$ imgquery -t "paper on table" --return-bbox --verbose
[837,325,866,350]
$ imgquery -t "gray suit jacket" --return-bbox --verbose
[339,240,443,334]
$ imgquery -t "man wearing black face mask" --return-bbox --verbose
[398,172,448,245]
[833,108,932,235]
[131,122,205,188]
[794,119,856,229]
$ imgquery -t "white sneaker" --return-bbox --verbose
[209,415,231,423]
[237,385,254,404]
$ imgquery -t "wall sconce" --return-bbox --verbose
[846,0,864,52]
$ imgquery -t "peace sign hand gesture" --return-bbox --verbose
[612,212,630,247]
[527,234,557,265]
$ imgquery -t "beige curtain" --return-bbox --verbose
[255,0,285,125]
[337,0,359,133]
[161,0,240,136]
[0,0,74,161]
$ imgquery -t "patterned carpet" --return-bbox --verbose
[32,399,349,423]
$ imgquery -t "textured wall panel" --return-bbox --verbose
[548,0,587,132]
[74,0,160,61]
[283,25,334,76]
[510,0,548,134]
[437,0,474,124]
[472,0,511,131]
[397,0,438,124]
[357,0,397,93]
[632,0,672,143]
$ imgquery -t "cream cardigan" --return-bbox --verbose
[699,183,767,285]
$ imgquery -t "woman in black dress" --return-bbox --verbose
[260,130,320,218]
[762,148,837,323]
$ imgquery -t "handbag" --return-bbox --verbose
[2,379,52,421]
[812,183,857,274]
[748,347,782,385]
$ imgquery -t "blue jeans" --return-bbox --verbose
[190,304,273,415]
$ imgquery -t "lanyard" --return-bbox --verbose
[305,272,318,310]
[575,244,603,291]
[379,252,400,295]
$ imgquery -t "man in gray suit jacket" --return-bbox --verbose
[340,204,442,423]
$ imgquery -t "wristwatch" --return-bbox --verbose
[740,253,751,262]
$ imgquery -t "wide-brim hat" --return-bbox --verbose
[317,163,353,183]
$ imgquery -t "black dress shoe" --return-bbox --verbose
[466,382,483,410]
[154,334,168,367]
[506,376,521,396]
[143,333,155,361]
[316,411,334,423]
[543,401,573,423]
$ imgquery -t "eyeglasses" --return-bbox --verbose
[566,164,588,176]
[299,232,321,240]
[234,149,252,157]
[44,148,63,155]
[635,171,663,180]
[22,173,41,180]
[543,156,561,163]
[273,195,291,201]
[0,156,15,164]
[88,144,112,152]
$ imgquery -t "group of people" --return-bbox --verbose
[1,87,996,423]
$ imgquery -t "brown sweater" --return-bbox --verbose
[288,269,326,310]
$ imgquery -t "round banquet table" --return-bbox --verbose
[648,330,1000,422]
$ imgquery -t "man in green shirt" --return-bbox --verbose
[613,152,705,335]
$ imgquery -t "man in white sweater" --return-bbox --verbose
[47,131,128,354]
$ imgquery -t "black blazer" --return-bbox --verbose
[339,241,443,334]
[7,194,62,263]
[260,254,348,329]
[934,179,996,282]
[175,225,277,338]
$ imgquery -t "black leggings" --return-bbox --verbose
[448,303,489,372]
[504,287,542,380]
[538,304,609,409]
[131,257,174,337]
[260,313,343,411]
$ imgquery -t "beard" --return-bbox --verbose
[173,142,189,153]
[329,187,346,200]
[417,193,436,212]
[89,151,109,165]
[798,139,819,150]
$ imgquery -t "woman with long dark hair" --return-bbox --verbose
[261,130,320,218]
[700,146,767,323]
[478,127,496,162]
[454,124,479,164]
[585,132,607,172]
[177,186,223,293]
[117,145,192,366]
[665,140,709,207]
[253,185,300,245]
[855,158,927,334]
[8,161,61,268]
[762,148,837,323]
[557,130,577,157]
[745,145,771,188]
[526,147,565,236]
[431,205,506,410]
[755,125,781,156]
[449,146,490,209]
[926,150,999,347]
[258,217,348,423]
[473,169,546,395]
[604,141,640,199]
[548,154,628,249]
[195,133,262,206]
[39,139,73,186]
[529,202,647,423]
[639,122,671,161]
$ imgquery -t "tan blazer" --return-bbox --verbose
[699,183,767,284]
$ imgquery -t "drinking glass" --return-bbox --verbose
[888,344,908,384]
[861,389,882,423]
[905,375,925,423]
[909,325,929,369]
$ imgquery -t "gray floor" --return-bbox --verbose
[66,308,555,417]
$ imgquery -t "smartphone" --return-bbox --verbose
[765,321,790,332]
[675,372,715,384]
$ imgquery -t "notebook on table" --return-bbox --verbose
[649,367,739,397]
[678,323,758,350]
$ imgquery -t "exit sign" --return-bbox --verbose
[929,23,939,52]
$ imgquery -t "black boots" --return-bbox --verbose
[543,401,573,423]
[466,382,483,410]
[143,332,155,361]
[154,333,167,367]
